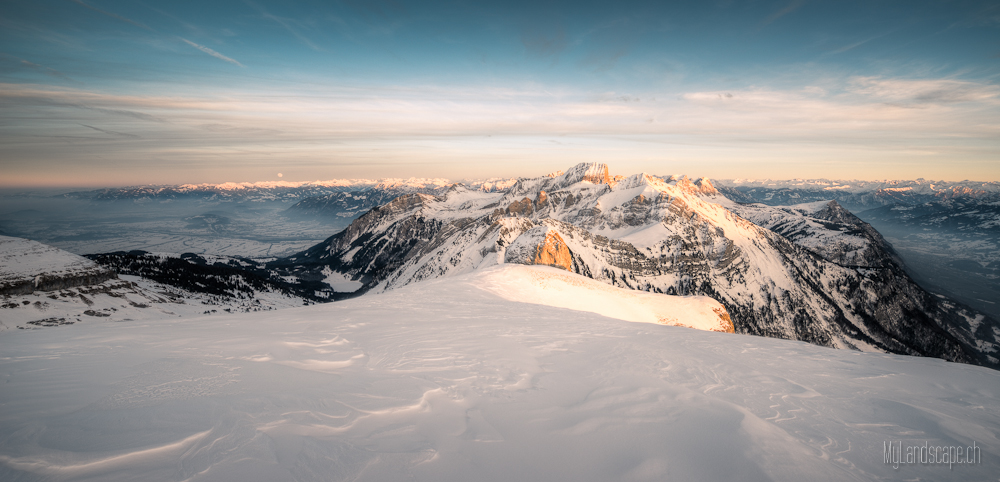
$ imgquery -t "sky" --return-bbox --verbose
[1,0,999,187]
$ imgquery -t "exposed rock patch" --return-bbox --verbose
[504,226,573,271]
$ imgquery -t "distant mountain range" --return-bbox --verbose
[63,177,519,204]
[714,178,1000,212]
[65,176,999,208]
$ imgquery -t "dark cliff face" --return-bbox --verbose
[0,268,117,295]
[270,164,1000,369]
[0,235,119,295]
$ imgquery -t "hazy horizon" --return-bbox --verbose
[3,167,1000,191]
[2,0,999,186]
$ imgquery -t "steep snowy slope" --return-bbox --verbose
[0,268,996,481]
[718,200,902,268]
[271,163,999,368]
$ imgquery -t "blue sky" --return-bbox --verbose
[1,0,999,186]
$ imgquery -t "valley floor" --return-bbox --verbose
[1,266,997,481]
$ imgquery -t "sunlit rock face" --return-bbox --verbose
[504,226,573,271]
[713,308,736,333]
[558,162,614,187]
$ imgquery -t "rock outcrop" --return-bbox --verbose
[0,236,116,295]
[504,226,573,271]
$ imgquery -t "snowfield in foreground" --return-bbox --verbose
[1,266,997,481]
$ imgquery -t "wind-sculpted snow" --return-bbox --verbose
[0,270,997,481]
[272,163,1000,368]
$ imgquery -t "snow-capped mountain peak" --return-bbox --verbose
[269,163,999,369]
[556,162,616,188]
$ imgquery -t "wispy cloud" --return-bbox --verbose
[758,0,804,29]
[79,123,140,138]
[262,13,321,51]
[829,37,875,54]
[3,76,998,184]
[0,85,168,122]
[69,0,154,31]
[0,18,85,50]
[144,4,203,35]
[0,54,75,82]
[200,123,282,136]
[848,77,1000,105]
[180,38,244,67]
[521,26,567,60]
[81,105,166,122]
[246,2,322,51]
[20,60,73,82]
[827,29,897,55]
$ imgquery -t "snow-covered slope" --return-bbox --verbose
[272,163,999,368]
[0,235,115,294]
[719,200,902,268]
[0,268,996,481]
[0,274,308,332]
[0,237,310,331]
